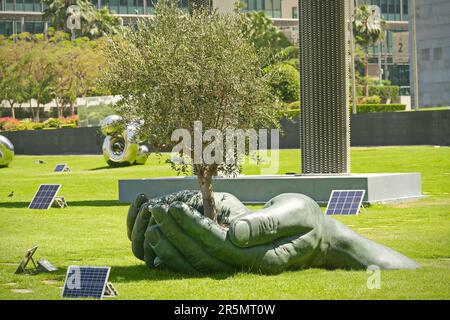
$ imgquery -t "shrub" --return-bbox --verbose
[356,86,400,103]
[0,117,20,131]
[264,63,300,103]
[63,115,79,126]
[44,118,62,129]
[287,101,300,110]
[358,95,381,104]
[16,119,35,131]
[33,123,45,130]
[354,104,406,113]
[284,108,300,118]
[61,123,77,129]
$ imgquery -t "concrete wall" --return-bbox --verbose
[212,0,234,13]
[350,110,450,146]
[1,111,449,155]
[1,127,104,155]
[281,110,449,147]
[410,0,450,107]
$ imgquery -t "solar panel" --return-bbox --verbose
[28,184,61,210]
[325,190,366,215]
[15,246,38,274]
[54,164,70,172]
[62,266,111,299]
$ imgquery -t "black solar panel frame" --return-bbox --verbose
[28,184,61,210]
[62,266,111,300]
[325,190,366,215]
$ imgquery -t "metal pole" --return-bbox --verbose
[411,0,420,110]
[378,40,383,85]
[350,0,358,114]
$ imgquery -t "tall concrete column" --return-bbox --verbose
[298,0,352,174]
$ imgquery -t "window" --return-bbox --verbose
[403,0,409,21]
[433,48,443,61]
[0,21,14,36]
[292,6,298,19]
[388,64,410,87]
[422,48,431,61]
[5,0,14,11]
[242,0,280,17]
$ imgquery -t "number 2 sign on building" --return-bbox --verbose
[393,31,410,64]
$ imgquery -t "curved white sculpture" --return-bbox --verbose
[0,135,14,167]
[101,115,150,167]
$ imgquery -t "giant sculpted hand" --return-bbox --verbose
[127,191,418,274]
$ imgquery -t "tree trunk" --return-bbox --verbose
[364,50,370,97]
[70,103,75,116]
[55,99,63,118]
[197,166,217,222]
[35,103,40,123]
[8,101,15,119]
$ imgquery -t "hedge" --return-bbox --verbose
[353,104,406,113]
[285,104,406,118]
[356,86,400,102]
[0,107,77,119]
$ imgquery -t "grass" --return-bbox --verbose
[0,147,449,300]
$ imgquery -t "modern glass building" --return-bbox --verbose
[0,0,411,90]
[359,0,411,90]
[0,0,297,36]
[0,0,194,35]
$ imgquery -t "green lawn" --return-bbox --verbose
[0,147,449,300]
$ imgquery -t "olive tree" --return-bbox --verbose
[101,0,280,221]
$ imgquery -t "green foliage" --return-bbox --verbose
[101,0,281,165]
[32,123,45,130]
[353,4,386,48]
[264,63,300,103]
[101,0,282,220]
[0,116,79,131]
[354,104,406,113]
[44,118,62,128]
[0,30,105,121]
[356,86,400,103]
[43,0,122,39]
[61,123,77,129]
[358,95,381,104]
[353,4,386,97]
[239,10,291,64]
[284,108,300,119]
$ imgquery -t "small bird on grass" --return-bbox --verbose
[7,191,14,197]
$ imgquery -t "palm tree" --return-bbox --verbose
[353,4,386,97]
[43,0,121,39]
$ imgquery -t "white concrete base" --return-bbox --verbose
[118,173,422,204]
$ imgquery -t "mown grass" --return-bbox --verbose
[0,147,449,299]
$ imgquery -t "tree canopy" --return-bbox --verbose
[101,0,282,220]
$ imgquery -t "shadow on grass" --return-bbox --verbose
[88,166,115,171]
[108,264,236,283]
[0,200,128,208]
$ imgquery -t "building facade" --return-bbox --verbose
[359,0,410,92]
[410,0,450,107]
[0,1,297,36]
[0,0,416,93]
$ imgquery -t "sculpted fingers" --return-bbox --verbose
[131,202,153,260]
[145,224,197,273]
[152,203,235,273]
[229,194,323,248]
[127,193,148,240]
